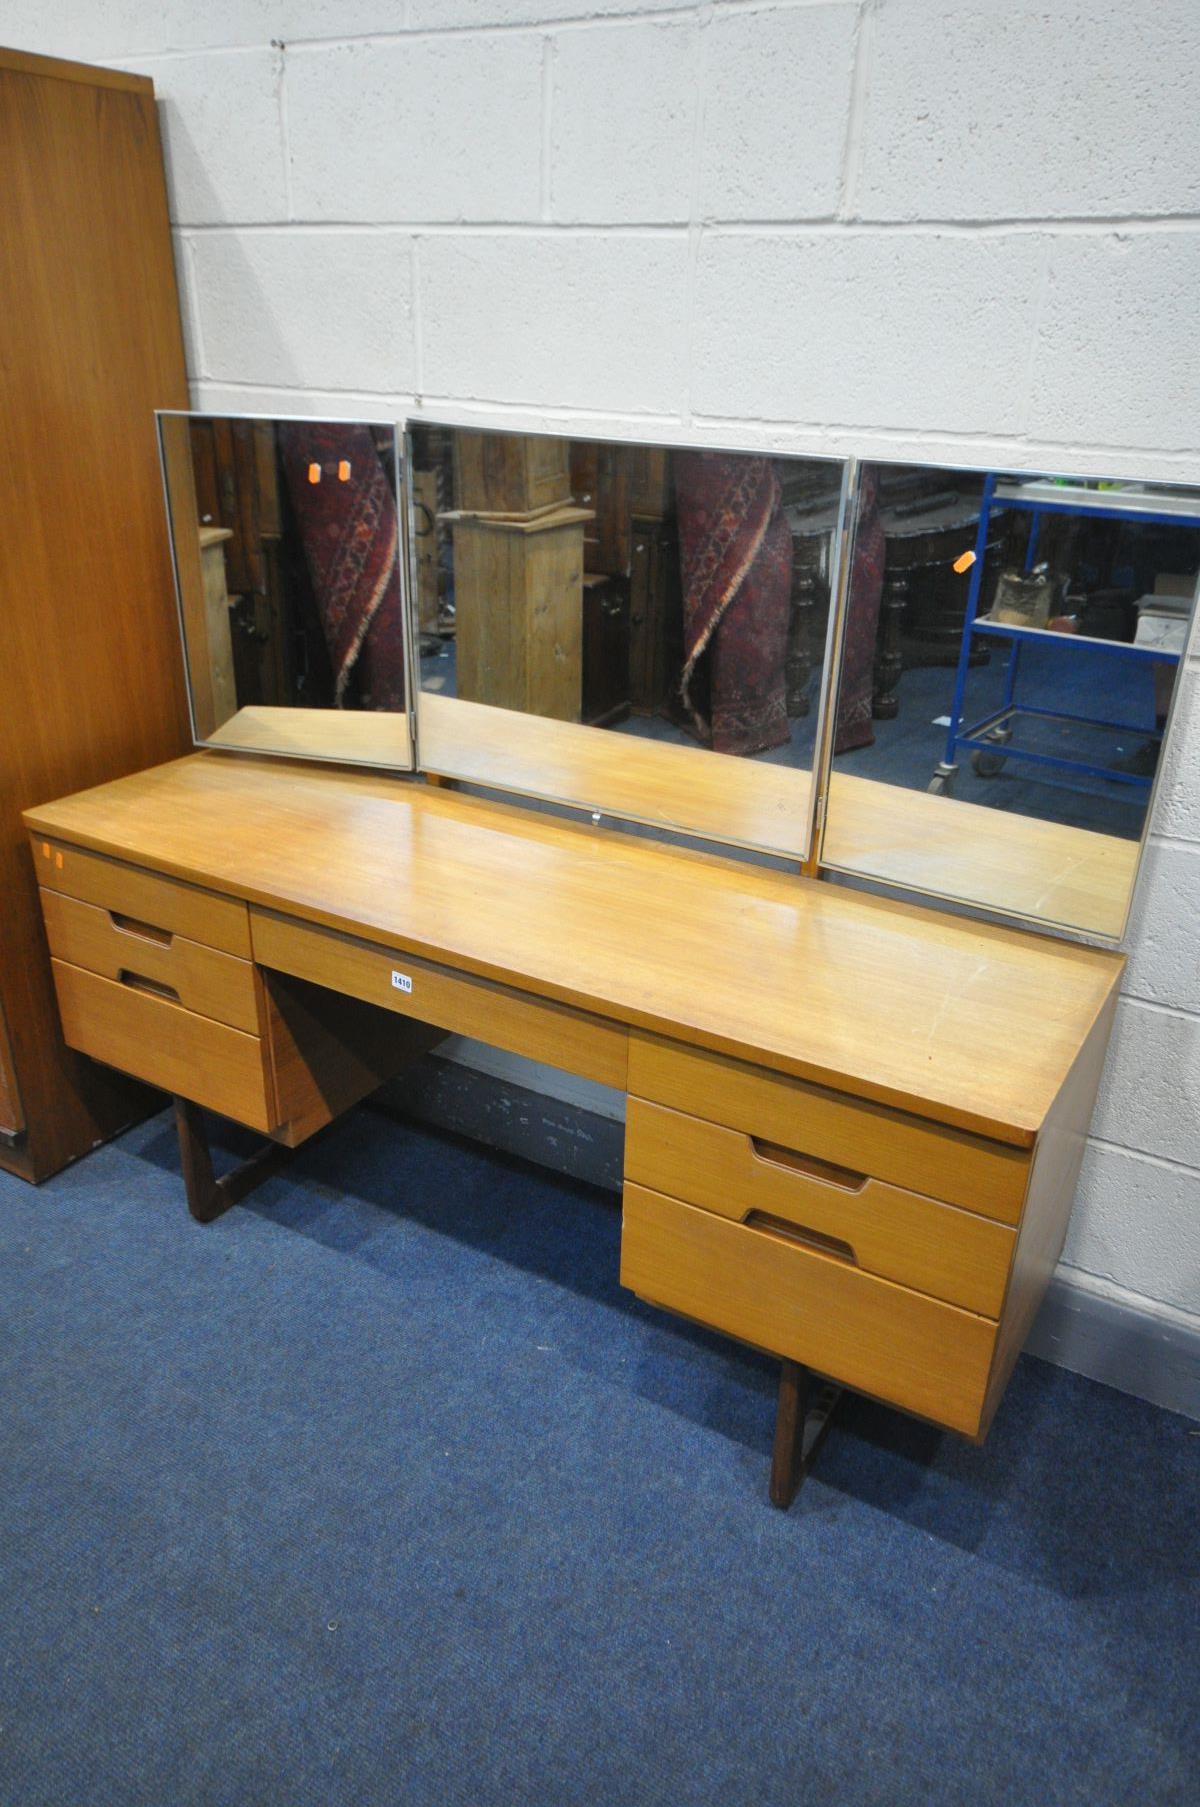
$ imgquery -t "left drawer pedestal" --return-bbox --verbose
[32,837,416,1147]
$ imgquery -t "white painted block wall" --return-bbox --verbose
[10,0,1199,1378]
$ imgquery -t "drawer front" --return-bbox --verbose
[33,839,251,957]
[251,910,628,1091]
[52,960,272,1133]
[621,1183,996,1438]
[625,1099,1014,1318]
[628,1036,1028,1226]
[42,890,259,1034]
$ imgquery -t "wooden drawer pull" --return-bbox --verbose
[118,969,180,1003]
[751,1137,868,1194]
[109,910,173,947]
[744,1210,857,1264]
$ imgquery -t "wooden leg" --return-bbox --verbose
[769,1359,841,1510]
[174,1096,291,1224]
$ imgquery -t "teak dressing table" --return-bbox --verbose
[24,751,1123,1505]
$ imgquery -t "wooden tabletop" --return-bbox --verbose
[25,753,1124,1145]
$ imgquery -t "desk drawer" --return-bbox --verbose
[42,891,260,1034]
[628,1037,1028,1226]
[625,1099,1014,1318]
[51,960,272,1133]
[251,910,628,1090]
[621,1183,996,1438]
[33,839,251,957]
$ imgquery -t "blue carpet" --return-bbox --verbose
[1,1105,1196,1806]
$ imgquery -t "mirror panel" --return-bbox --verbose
[158,413,414,771]
[822,462,1200,939]
[408,424,848,860]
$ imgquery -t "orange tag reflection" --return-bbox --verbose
[308,463,321,484]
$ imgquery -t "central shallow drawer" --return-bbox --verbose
[628,1036,1029,1225]
[41,890,259,1034]
[621,1183,996,1438]
[33,839,251,956]
[624,1098,1014,1318]
[251,909,628,1089]
[51,960,272,1132]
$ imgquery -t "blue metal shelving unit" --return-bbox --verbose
[930,477,1199,796]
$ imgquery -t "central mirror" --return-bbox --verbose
[407,424,848,860]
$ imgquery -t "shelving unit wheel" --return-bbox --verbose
[971,725,1012,779]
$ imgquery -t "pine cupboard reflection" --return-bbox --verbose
[407,424,848,861]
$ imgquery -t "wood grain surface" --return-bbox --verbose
[25,753,1124,1142]
[0,50,191,1178]
[621,1182,997,1436]
[624,1098,1016,1316]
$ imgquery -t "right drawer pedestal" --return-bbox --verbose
[620,1037,1032,1441]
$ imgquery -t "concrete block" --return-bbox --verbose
[700,3,856,221]
[288,34,543,223]
[1152,666,1200,843]
[1065,1141,1200,1317]
[1092,999,1200,1172]
[858,0,1200,221]
[191,383,410,420]
[410,0,681,26]
[1028,232,1200,451]
[693,230,1042,431]
[171,232,205,379]
[1124,841,1200,1017]
[131,49,287,226]
[1,0,410,58]
[262,0,414,39]
[420,231,690,413]
[551,21,697,224]
[189,229,415,391]
[0,1,237,58]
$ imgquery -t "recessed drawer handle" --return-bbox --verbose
[744,1210,857,1265]
[750,1137,868,1194]
[118,969,180,1003]
[109,911,173,947]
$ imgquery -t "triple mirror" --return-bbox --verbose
[159,414,1198,945]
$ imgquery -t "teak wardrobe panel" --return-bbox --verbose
[0,49,192,1182]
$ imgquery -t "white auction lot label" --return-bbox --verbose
[391,971,413,994]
